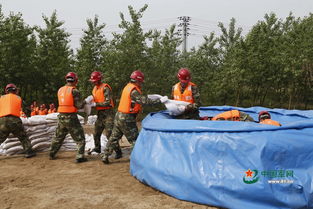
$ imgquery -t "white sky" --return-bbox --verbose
[1,0,313,50]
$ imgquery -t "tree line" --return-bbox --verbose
[0,4,312,111]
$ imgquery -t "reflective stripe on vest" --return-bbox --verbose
[260,119,281,126]
[212,110,240,121]
[118,83,142,114]
[57,86,77,113]
[92,83,114,110]
[0,93,22,117]
[173,82,195,103]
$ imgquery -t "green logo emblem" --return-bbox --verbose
[243,169,259,184]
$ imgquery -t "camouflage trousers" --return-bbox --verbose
[93,109,120,152]
[50,113,86,159]
[0,116,33,153]
[104,112,138,157]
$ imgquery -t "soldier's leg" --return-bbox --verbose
[68,117,86,162]
[50,121,68,159]
[120,121,139,146]
[102,123,123,164]
[104,111,122,159]
[11,118,35,157]
[0,118,10,146]
[93,113,105,153]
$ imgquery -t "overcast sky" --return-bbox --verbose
[1,0,313,50]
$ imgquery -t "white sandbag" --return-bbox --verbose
[87,115,97,125]
[25,124,47,133]
[29,132,50,140]
[45,113,59,121]
[163,99,190,116]
[46,126,57,133]
[78,103,92,116]
[21,117,30,125]
[148,94,162,101]
[6,146,24,155]
[28,115,47,125]
[3,141,21,150]
[31,137,51,146]
[4,137,19,143]
[32,142,51,151]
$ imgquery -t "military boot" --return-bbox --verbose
[76,157,88,163]
[114,149,123,159]
[49,152,56,160]
[25,150,36,158]
[102,155,109,164]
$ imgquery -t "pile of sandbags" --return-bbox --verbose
[0,113,85,156]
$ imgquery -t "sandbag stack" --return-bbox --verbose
[0,113,85,156]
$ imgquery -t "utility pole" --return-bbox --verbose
[178,16,191,54]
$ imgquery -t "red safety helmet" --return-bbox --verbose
[65,72,78,83]
[259,111,271,121]
[89,71,102,83]
[5,83,17,93]
[177,68,191,83]
[130,70,144,83]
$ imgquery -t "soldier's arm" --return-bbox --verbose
[130,89,160,105]
[96,87,113,108]
[189,85,201,109]
[171,86,175,100]
[72,88,86,109]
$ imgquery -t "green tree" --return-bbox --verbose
[36,11,73,104]
[75,15,107,97]
[0,8,37,104]
[101,4,152,99]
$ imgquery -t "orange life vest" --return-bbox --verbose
[20,111,27,118]
[48,108,57,114]
[31,107,39,116]
[57,86,77,113]
[118,83,142,114]
[0,93,22,117]
[260,119,281,126]
[92,83,114,110]
[212,110,240,121]
[38,109,48,115]
[173,82,196,103]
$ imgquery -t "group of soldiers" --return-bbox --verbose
[0,68,281,164]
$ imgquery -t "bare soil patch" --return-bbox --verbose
[0,151,219,209]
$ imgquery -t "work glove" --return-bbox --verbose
[160,96,169,103]
[85,95,94,104]
[90,102,96,107]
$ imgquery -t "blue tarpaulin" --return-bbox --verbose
[130,106,313,209]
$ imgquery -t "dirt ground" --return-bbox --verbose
[0,129,220,209]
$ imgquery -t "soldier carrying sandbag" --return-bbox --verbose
[49,72,88,163]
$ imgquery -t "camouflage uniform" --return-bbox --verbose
[50,85,86,160]
[93,86,121,154]
[239,112,255,122]
[103,87,160,159]
[171,84,201,120]
[0,115,34,156]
